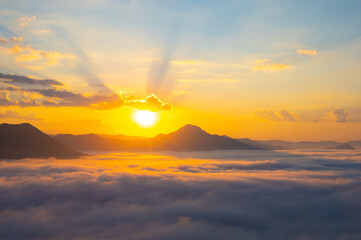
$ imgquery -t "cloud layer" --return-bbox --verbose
[0,150,360,240]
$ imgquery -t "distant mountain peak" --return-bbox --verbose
[175,124,207,134]
[327,143,356,150]
[0,122,40,134]
[179,124,204,131]
[1,122,33,127]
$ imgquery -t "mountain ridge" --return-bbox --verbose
[54,124,263,152]
[327,143,356,150]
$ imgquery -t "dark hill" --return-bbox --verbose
[346,140,361,149]
[0,123,85,159]
[327,143,356,150]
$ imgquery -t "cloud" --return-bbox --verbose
[0,73,64,86]
[0,150,360,239]
[18,15,36,27]
[38,92,172,111]
[11,36,23,44]
[176,160,293,173]
[34,88,88,101]
[297,49,317,56]
[278,110,296,121]
[251,59,293,72]
[254,110,296,121]
[329,108,349,123]
[5,43,75,65]
[0,35,75,66]
[171,60,201,65]
[0,110,39,120]
[33,29,52,35]
[0,85,20,91]
[125,94,173,112]
[0,72,172,111]
[0,37,7,44]
[0,92,16,106]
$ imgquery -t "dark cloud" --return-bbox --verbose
[0,73,173,111]
[329,108,349,122]
[33,88,88,102]
[0,73,64,87]
[0,92,41,107]
[278,110,296,121]
[0,36,7,44]
[0,85,20,91]
[0,150,360,239]
[0,93,15,106]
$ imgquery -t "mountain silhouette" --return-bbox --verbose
[327,143,356,150]
[54,124,263,152]
[0,123,85,159]
[346,140,361,149]
[236,138,286,150]
[151,124,262,151]
[258,140,342,149]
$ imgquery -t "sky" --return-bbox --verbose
[0,0,361,140]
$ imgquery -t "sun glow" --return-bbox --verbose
[133,110,158,127]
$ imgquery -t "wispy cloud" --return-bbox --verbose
[18,15,36,27]
[0,35,75,66]
[254,110,296,121]
[33,29,53,35]
[0,110,39,120]
[251,59,293,72]
[297,49,317,56]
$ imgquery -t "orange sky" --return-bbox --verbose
[0,1,361,141]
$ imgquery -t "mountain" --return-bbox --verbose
[346,140,361,149]
[236,138,287,150]
[327,143,356,150]
[151,125,262,151]
[258,140,342,149]
[54,124,263,152]
[0,123,85,159]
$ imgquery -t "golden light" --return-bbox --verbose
[133,110,158,127]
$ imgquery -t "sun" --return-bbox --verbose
[133,110,158,127]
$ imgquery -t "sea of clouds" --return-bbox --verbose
[1,150,361,240]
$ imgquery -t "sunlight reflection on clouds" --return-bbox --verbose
[0,150,361,239]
